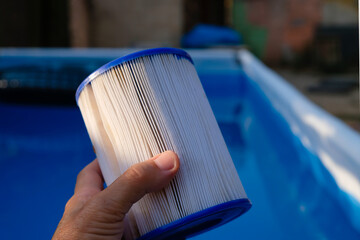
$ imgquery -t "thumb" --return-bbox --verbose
[92,150,180,219]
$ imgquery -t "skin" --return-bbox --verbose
[52,150,180,240]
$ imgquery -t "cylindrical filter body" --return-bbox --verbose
[76,48,251,239]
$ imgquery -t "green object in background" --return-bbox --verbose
[233,0,267,59]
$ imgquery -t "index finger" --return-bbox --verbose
[74,159,104,196]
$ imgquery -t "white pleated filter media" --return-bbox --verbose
[77,51,247,239]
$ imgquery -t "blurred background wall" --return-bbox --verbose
[232,0,358,65]
[232,0,323,62]
[0,0,358,67]
[0,0,70,47]
[73,0,183,48]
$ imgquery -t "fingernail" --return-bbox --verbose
[154,151,176,171]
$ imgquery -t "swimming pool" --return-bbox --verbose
[0,49,359,239]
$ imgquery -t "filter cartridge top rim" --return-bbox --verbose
[75,47,193,104]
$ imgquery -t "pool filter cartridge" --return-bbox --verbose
[76,48,251,239]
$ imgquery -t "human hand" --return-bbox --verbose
[52,151,179,240]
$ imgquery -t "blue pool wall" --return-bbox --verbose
[238,50,360,234]
[192,50,360,239]
[0,49,359,239]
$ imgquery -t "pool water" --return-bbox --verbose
[0,49,359,239]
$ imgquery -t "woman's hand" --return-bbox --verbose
[52,151,179,239]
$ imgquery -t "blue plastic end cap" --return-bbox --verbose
[137,198,252,240]
[75,48,193,105]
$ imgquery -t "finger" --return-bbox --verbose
[94,150,179,218]
[74,159,104,196]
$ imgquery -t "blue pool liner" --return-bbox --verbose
[2,48,359,239]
